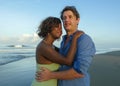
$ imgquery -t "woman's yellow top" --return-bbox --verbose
[31,63,60,86]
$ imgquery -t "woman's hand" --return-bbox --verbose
[73,30,84,39]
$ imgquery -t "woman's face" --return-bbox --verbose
[51,24,62,39]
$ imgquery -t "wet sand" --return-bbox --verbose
[0,57,36,86]
[89,51,120,86]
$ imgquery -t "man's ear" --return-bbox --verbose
[77,18,80,25]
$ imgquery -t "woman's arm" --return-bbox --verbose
[54,45,59,52]
[40,31,84,66]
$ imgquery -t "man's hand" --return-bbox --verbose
[36,67,52,82]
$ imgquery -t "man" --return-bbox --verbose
[37,6,96,86]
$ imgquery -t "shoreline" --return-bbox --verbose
[0,50,120,86]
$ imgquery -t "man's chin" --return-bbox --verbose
[65,28,71,32]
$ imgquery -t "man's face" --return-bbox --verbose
[62,10,79,32]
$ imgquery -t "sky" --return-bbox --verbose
[0,0,120,49]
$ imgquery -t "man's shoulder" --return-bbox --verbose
[79,33,92,40]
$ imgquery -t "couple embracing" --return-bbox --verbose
[31,6,96,86]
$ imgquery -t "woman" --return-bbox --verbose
[31,16,83,86]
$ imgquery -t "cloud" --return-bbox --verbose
[0,33,41,45]
[18,33,40,43]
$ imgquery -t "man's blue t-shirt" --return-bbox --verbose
[58,33,96,86]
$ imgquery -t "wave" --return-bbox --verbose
[0,55,33,66]
[7,45,28,48]
[96,48,120,54]
[0,45,35,66]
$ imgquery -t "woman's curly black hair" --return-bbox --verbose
[37,16,61,38]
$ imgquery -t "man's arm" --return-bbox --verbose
[73,34,96,74]
[36,68,84,81]
[51,68,84,80]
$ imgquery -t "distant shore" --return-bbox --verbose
[0,51,120,86]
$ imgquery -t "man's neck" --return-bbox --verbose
[66,29,77,36]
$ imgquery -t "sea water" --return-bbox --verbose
[0,44,35,66]
[0,44,120,66]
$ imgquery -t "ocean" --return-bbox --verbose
[0,44,35,66]
[0,44,120,66]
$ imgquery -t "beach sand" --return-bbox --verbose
[89,51,120,86]
[0,51,120,86]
